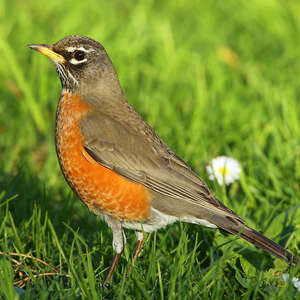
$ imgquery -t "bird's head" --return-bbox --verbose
[29,35,121,94]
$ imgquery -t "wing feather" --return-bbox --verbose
[80,96,243,221]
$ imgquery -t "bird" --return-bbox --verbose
[28,36,298,283]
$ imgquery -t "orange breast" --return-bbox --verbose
[55,93,152,220]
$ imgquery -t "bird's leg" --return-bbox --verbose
[104,216,126,284]
[104,252,122,284]
[132,231,147,264]
[129,231,147,274]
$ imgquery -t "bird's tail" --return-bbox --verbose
[222,224,298,266]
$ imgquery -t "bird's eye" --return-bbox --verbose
[74,50,85,61]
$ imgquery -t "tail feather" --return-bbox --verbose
[223,225,298,266]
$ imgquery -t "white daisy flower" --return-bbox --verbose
[282,274,300,291]
[206,156,241,185]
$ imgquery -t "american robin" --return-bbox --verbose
[29,36,298,283]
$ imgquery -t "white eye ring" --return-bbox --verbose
[69,57,88,65]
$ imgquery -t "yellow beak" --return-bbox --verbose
[28,44,66,64]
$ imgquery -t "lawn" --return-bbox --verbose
[0,0,300,298]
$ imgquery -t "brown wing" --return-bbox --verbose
[80,95,242,222]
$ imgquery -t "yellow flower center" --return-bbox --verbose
[218,166,229,176]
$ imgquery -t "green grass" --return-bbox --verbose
[0,0,300,298]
